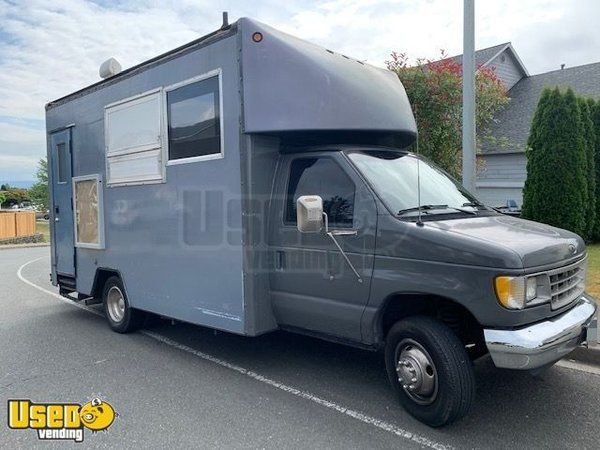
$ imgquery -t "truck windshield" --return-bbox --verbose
[347,150,485,217]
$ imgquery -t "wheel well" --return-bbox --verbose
[91,269,121,299]
[378,293,485,357]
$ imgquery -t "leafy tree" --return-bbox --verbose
[0,191,6,208]
[0,187,30,207]
[29,158,49,211]
[386,51,509,178]
[579,98,596,240]
[522,88,587,236]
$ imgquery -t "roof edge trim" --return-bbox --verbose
[482,43,530,77]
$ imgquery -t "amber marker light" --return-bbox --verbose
[252,32,263,43]
[494,276,527,309]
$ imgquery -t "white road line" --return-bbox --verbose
[17,257,451,450]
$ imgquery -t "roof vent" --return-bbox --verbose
[561,63,566,70]
[99,58,122,79]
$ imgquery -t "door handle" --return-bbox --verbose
[275,250,286,270]
[329,229,358,236]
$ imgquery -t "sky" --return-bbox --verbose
[1,0,599,183]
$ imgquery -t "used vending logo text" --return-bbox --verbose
[7,397,117,442]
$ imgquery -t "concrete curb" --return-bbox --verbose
[0,243,50,250]
[566,344,600,367]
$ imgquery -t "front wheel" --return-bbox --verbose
[385,316,475,427]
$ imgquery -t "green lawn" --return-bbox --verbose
[587,244,600,299]
[36,220,50,243]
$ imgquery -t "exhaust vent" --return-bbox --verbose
[99,58,122,79]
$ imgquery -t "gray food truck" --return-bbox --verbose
[46,17,597,426]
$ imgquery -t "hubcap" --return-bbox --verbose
[106,286,126,323]
[395,339,438,405]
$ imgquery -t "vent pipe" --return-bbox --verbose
[221,11,229,29]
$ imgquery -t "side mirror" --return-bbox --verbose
[296,195,323,233]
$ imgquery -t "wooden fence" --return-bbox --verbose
[0,211,36,239]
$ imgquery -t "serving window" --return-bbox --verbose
[104,90,165,186]
[103,69,223,186]
[166,72,223,164]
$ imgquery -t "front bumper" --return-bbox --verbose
[484,294,597,370]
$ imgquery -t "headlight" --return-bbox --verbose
[526,277,537,302]
[495,275,544,309]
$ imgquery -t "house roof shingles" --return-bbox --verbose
[483,62,600,154]
[437,42,510,69]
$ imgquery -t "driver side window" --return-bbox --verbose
[285,157,355,228]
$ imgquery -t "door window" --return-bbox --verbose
[285,158,355,228]
[56,143,67,183]
[73,175,104,249]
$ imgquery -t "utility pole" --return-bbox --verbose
[462,0,476,192]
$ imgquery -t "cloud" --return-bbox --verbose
[0,120,45,144]
[1,0,599,180]
[0,154,39,170]
[0,120,46,182]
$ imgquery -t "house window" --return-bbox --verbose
[285,158,355,228]
[167,75,221,162]
[105,90,164,186]
[73,175,104,249]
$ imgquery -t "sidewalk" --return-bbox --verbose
[0,242,49,250]
[566,309,599,366]
[568,342,600,366]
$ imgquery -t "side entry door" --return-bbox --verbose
[50,129,75,277]
[269,152,377,342]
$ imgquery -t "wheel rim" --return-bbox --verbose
[106,286,126,323]
[395,338,438,405]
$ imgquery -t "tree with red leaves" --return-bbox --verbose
[386,51,509,179]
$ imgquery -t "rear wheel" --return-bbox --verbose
[385,316,475,427]
[102,276,144,333]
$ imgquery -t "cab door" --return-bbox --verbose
[50,129,75,277]
[269,152,377,342]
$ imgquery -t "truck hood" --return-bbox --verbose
[427,215,585,268]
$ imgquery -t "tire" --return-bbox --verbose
[384,316,475,427]
[102,276,144,333]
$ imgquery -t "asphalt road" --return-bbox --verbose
[1,247,599,449]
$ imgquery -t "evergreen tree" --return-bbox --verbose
[591,100,600,241]
[579,98,596,240]
[522,88,552,219]
[522,88,587,236]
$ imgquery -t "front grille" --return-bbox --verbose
[548,258,587,310]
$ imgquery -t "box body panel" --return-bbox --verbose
[46,33,247,334]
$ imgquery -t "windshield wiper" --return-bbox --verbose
[397,204,476,216]
[397,204,448,215]
[462,201,486,209]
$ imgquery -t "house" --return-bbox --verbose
[437,43,600,207]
